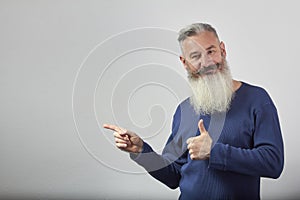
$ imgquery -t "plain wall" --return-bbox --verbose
[1,0,299,199]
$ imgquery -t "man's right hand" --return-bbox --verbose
[103,124,144,153]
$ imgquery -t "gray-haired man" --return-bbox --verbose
[104,23,284,200]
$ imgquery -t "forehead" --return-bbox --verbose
[182,31,220,53]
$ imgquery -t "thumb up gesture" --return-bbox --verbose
[186,119,212,160]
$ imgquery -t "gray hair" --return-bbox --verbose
[177,23,219,46]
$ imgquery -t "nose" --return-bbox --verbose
[201,54,214,68]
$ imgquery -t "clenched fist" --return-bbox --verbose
[186,119,212,160]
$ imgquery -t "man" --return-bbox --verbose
[103,23,284,199]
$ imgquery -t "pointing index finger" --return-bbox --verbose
[103,124,122,132]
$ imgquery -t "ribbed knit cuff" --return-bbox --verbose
[209,143,230,171]
[129,142,153,161]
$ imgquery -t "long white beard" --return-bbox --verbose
[188,62,234,115]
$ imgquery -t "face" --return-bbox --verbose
[180,31,226,78]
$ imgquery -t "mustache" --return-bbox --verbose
[188,63,221,78]
[195,63,221,76]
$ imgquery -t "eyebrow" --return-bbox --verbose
[206,45,217,50]
[189,45,217,56]
[189,51,201,58]
[188,44,218,58]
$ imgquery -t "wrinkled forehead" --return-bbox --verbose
[181,31,220,55]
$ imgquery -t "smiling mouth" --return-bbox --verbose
[194,63,221,76]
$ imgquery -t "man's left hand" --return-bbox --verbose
[186,119,212,160]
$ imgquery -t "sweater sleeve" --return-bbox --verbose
[130,105,187,189]
[209,103,284,178]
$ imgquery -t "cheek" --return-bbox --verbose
[214,53,224,64]
[184,60,194,70]
[187,59,201,70]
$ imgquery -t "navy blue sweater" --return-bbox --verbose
[131,82,284,200]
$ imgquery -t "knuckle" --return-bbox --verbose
[116,143,125,148]
[121,128,127,134]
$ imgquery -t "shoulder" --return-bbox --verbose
[175,97,195,113]
[172,97,198,119]
[238,82,273,104]
[237,82,277,114]
[240,82,269,96]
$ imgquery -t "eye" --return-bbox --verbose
[191,54,200,60]
[207,49,216,55]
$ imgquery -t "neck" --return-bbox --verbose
[232,80,242,92]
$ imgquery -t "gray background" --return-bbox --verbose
[1,0,299,199]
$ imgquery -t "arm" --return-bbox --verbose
[104,105,187,189]
[209,103,284,178]
[130,105,187,189]
[130,142,187,189]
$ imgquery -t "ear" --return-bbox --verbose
[219,41,227,58]
[180,55,188,69]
